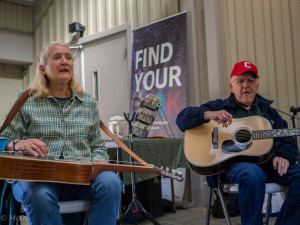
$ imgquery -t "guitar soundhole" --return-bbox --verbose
[235,129,252,144]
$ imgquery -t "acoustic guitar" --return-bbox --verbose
[184,116,300,175]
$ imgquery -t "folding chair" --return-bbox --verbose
[205,175,289,225]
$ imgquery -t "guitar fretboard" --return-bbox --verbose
[253,128,300,140]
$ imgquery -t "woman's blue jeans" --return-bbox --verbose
[222,162,300,225]
[11,171,122,225]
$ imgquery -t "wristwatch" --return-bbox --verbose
[12,139,20,151]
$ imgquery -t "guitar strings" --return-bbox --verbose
[220,128,299,140]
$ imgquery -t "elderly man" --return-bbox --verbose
[176,61,300,225]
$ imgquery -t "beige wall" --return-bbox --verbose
[0,0,181,122]
[0,1,32,32]
[0,2,32,123]
[2,0,299,126]
[180,0,209,107]
[0,64,25,122]
[32,0,180,80]
[183,0,300,127]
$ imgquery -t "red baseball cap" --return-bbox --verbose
[231,61,258,78]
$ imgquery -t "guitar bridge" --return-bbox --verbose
[212,127,218,149]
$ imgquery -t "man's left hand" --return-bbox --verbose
[273,156,289,176]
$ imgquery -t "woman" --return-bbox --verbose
[0,42,122,225]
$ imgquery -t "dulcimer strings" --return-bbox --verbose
[0,151,148,167]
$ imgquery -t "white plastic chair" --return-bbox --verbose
[18,200,90,225]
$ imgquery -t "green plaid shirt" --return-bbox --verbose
[0,91,108,162]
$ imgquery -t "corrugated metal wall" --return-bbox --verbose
[0,1,32,32]
[219,0,300,126]
[0,64,24,122]
[30,0,180,82]
[33,0,179,73]
[1,0,299,128]
[0,1,32,122]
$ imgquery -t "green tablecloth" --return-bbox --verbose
[106,138,189,186]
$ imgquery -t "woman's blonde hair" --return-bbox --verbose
[29,41,83,97]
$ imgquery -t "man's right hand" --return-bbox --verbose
[204,110,233,126]
[7,139,48,158]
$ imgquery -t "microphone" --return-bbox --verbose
[290,106,300,113]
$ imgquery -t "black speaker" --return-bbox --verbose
[68,22,86,37]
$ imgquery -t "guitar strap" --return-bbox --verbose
[0,89,31,134]
[0,89,149,167]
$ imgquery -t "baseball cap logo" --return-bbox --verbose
[244,61,252,69]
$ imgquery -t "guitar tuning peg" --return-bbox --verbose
[166,167,169,172]
[178,171,183,177]
[171,169,176,174]
[161,166,163,170]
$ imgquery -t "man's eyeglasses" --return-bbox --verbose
[49,55,74,63]
[233,77,257,85]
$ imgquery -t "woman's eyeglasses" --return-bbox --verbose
[49,55,74,63]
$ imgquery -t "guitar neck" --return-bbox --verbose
[253,128,300,140]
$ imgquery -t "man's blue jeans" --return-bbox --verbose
[11,171,122,225]
[222,162,300,225]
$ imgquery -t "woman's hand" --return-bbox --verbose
[8,139,48,158]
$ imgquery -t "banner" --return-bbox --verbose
[129,12,187,138]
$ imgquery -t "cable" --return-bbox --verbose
[271,107,300,121]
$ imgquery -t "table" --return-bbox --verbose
[105,138,189,186]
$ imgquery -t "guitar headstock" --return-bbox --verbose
[157,166,184,182]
